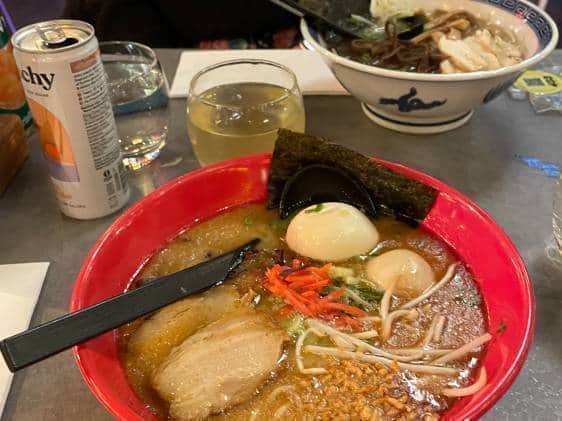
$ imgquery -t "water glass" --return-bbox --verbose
[186,59,305,166]
[100,41,170,170]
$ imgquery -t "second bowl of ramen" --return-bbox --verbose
[301,0,558,133]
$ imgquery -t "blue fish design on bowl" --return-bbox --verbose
[380,88,447,112]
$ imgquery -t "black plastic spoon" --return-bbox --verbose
[396,15,426,40]
[268,0,369,38]
[269,0,425,41]
[279,164,377,219]
[0,239,259,372]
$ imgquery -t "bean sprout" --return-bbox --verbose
[304,345,459,376]
[296,329,327,375]
[433,315,446,342]
[401,264,458,310]
[442,367,487,397]
[433,333,492,365]
[381,309,418,341]
[380,278,397,321]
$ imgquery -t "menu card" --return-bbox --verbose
[0,262,49,416]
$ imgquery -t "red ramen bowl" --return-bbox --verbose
[71,154,534,421]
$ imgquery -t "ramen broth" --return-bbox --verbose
[119,205,488,420]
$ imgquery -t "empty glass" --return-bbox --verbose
[186,59,305,166]
[100,41,170,170]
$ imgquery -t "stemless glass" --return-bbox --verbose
[186,59,305,166]
[100,41,170,170]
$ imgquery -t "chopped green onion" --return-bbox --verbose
[360,52,372,63]
[280,314,306,337]
[305,203,324,213]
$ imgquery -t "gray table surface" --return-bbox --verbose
[1,49,561,421]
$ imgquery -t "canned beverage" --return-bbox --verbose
[0,13,33,133]
[12,20,129,219]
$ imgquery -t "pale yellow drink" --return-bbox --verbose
[187,82,305,165]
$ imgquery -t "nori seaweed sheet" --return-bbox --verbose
[267,129,438,222]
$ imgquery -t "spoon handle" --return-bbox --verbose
[268,0,359,38]
[0,239,259,372]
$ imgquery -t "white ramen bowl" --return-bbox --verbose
[301,0,559,134]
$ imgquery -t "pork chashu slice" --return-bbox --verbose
[152,309,287,420]
[126,285,241,379]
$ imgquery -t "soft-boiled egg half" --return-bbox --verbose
[366,249,435,297]
[285,202,379,262]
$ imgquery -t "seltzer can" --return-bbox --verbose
[12,19,129,219]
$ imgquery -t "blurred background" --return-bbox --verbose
[3,0,63,28]
[3,0,560,48]
[2,0,300,48]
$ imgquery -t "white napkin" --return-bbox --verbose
[169,49,348,97]
[0,262,49,416]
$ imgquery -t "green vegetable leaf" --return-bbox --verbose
[360,53,372,64]
[349,14,376,27]
[343,14,386,41]
[323,276,382,311]
[337,282,384,311]
[280,314,306,337]
[305,203,324,213]
[358,26,386,41]
[351,283,384,303]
